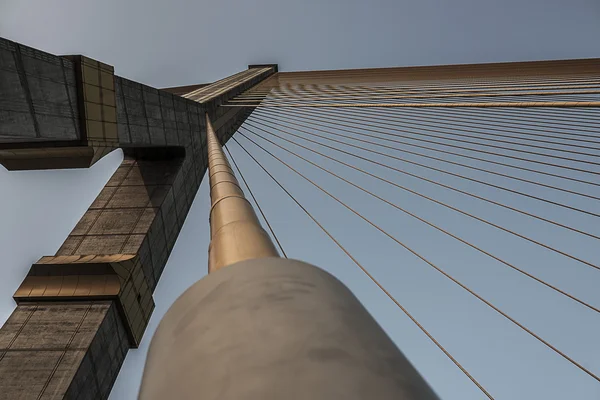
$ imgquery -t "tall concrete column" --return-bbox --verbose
[140,258,439,400]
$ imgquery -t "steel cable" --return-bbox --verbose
[231,136,496,400]
[235,129,600,384]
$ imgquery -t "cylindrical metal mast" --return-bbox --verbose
[205,113,279,273]
[139,114,439,400]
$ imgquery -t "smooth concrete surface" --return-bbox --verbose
[139,258,439,400]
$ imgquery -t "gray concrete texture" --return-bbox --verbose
[140,258,440,400]
[0,37,80,143]
[0,301,130,400]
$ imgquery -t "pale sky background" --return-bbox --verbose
[1,1,600,399]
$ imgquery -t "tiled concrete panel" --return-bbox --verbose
[162,196,179,230]
[107,185,154,208]
[55,154,186,292]
[0,47,17,70]
[142,88,160,106]
[176,121,191,133]
[176,132,189,152]
[150,238,169,281]
[191,128,203,166]
[149,126,166,145]
[21,54,67,84]
[18,44,69,72]
[114,73,254,155]
[88,209,144,235]
[122,234,145,253]
[0,301,125,400]
[117,124,130,144]
[28,77,72,114]
[165,127,180,146]
[0,109,37,139]
[138,237,157,290]
[76,235,129,254]
[161,106,176,122]
[0,68,29,111]
[144,103,162,120]
[129,124,151,144]
[119,79,143,101]
[124,98,146,118]
[0,350,64,398]
[36,113,78,140]
[64,302,129,399]
[0,38,80,143]
[162,120,177,131]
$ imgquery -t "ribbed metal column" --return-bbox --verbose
[205,113,280,273]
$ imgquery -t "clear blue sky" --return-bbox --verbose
[1,1,600,399]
